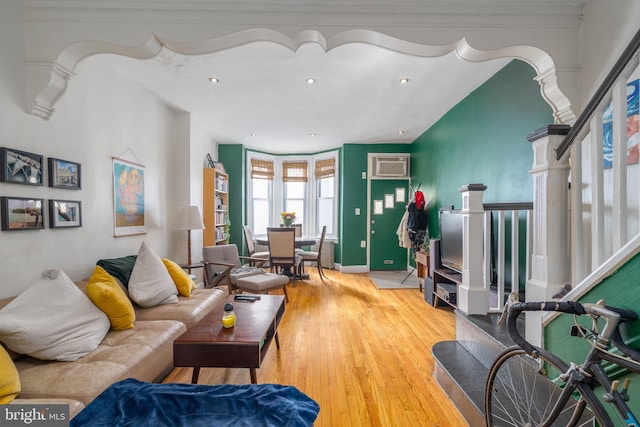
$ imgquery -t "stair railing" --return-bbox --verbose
[557,28,640,287]
[456,184,533,315]
[483,202,533,313]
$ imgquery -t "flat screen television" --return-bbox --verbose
[439,209,463,273]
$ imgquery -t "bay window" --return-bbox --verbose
[247,151,338,238]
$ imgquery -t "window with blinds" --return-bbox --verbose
[247,151,338,237]
[315,158,335,179]
[250,159,274,180]
[282,161,308,182]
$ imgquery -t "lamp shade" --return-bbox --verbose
[174,206,205,230]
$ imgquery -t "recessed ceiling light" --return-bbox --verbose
[398,130,405,134]
[399,78,410,84]
[306,78,316,84]
[208,77,220,84]
[310,133,316,137]
[250,133,256,137]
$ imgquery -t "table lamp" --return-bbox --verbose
[174,205,205,266]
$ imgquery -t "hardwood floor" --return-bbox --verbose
[163,269,468,427]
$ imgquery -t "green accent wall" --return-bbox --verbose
[218,144,246,251]
[545,253,640,418]
[339,144,411,267]
[218,60,554,269]
[410,60,553,237]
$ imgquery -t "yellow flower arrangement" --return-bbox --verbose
[281,211,296,226]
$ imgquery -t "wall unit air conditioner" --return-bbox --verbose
[372,155,409,178]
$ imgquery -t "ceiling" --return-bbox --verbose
[99,0,591,154]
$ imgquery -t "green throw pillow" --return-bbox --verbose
[97,255,137,288]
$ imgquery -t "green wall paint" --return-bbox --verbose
[218,144,245,250]
[410,60,553,237]
[217,60,554,269]
[340,144,411,267]
[545,253,640,418]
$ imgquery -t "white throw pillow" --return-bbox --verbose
[0,269,110,361]
[128,242,178,307]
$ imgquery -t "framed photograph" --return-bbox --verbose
[48,158,81,189]
[0,148,44,186]
[1,197,45,230]
[112,157,145,236]
[49,199,82,228]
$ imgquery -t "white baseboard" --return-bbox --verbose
[336,264,368,273]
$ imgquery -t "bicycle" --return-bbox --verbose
[484,300,640,426]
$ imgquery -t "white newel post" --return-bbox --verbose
[458,184,489,315]
[526,125,571,346]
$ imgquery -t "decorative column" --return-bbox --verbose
[526,125,571,346]
[458,184,489,315]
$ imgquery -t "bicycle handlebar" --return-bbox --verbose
[507,301,638,357]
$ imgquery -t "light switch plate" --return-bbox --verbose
[355,208,360,215]
[360,240,366,248]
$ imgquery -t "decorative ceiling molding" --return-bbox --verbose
[30,28,575,123]
[25,0,588,22]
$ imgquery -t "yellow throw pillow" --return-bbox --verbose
[87,266,135,330]
[162,259,194,297]
[0,345,20,403]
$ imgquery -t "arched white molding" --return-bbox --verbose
[30,28,575,123]
[31,36,164,119]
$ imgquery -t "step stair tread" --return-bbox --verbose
[433,340,487,419]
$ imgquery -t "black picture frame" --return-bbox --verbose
[0,148,44,186]
[49,199,82,228]
[1,197,45,230]
[48,158,81,189]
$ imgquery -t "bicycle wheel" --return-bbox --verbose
[485,346,605,426]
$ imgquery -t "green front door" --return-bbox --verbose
[370,179,409,270]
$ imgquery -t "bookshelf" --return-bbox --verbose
[203,167,229,246]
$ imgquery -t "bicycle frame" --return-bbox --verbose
[587,347,640,426]
[487,300,640,427]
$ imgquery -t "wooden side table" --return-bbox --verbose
[179,262,204,275]
[415,250,429,292]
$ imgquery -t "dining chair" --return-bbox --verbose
[297,225,327,281]
[279,223,302,237]
[267,227,301,285]
[242,225,270,266]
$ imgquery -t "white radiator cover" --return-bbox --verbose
[255,240,335,269]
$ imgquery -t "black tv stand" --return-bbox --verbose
[432,268,462,308]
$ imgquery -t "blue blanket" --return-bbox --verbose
[71,379,320,427]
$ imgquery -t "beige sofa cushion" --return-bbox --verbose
[15,320,185,405]
[135,287,226,329]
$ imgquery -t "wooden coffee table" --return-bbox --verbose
[173,294,285,384]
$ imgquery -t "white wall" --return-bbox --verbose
[578,0,640,111]
[0,2,197,297]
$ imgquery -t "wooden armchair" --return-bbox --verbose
[202,244,267,295]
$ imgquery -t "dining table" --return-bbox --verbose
[255,236,318,280]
